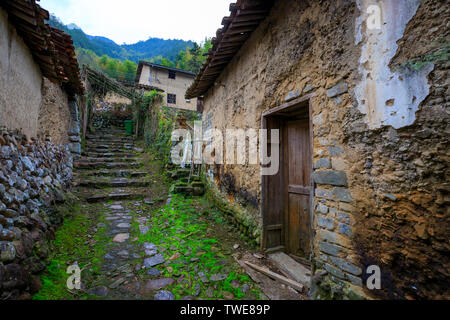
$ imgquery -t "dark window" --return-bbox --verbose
[167,94,176,104]
[168,71,176,79]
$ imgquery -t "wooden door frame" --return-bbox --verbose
[261,93,315,254]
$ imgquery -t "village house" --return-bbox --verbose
[0,0,84,154]
[186,0,449,299]
[135,62,198,111]
[0,0,85,299]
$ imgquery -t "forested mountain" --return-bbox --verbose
[47,15,195,64]
[47,15,211,81]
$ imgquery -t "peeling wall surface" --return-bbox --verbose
[0,9,43,139]
[354,0,434,129]
[201,0,449,300]
[38,78,71,145]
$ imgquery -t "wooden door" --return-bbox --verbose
[284,119,312,257]
[261,96,314,256]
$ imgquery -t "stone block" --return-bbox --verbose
[328,146,345,156]
[315,188,333,200]
[0,241,16,262]
[346,274,363,286]
[329,256,362,276]
[69,143,82,154]
[303,85,314,93]
[314,158,331,169]
[316,202,328,214]
[334,187,353,203]
[324,263,345,279]
[313,113,324,125]
[319,242,344,257]
[284,90,301,102]
[338,223,352,237]
[317,216,335,230]
[319,229,337,243]
[332,158,348,170]
[314,170,348,187]
[326,81,348,98]
[336,212,351,225]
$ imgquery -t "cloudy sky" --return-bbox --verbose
[40,0,231,44]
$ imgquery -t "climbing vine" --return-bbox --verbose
[133,91,175,163]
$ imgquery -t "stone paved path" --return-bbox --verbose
[73,127,174,299]
[48,126,304,301]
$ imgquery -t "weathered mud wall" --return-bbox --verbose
[0,128,73,300]
[0,9,43,140]
[201,0,449,299]
[38,78,71,145]
[103,92,132,106]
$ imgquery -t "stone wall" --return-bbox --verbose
[201,0,449,299]
[0,8,43,140]
[0,128,73,299]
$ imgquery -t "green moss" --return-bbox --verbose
[33,202,108,300]
[134,193,262,300]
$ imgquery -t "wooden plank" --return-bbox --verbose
[262,93,315,117]
[268,252,311,287]
[265,246,285,254]
[288,185,311,195]
[244,261,304,292]
[265,224,283,231]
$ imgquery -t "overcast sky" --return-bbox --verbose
[40,0,231,44]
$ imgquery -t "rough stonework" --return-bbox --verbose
[196,0,449,299]
[0,128,73,299]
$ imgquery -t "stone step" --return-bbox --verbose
[74,161,142,169]
[75,177,152,188]
[86,143,134,148]
[78,170,148,178]
[82,152,136,158]
[82,187,150,203]
[86,148,134,153]
[86,135,132,141]
[80,157,144,163]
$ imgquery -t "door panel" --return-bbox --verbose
[285,120,312,257]
[262,117,286,251]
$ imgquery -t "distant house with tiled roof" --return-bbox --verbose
[135,61,198,111]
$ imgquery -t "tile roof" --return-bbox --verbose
[185,0,274,99]
[1,0,84,96]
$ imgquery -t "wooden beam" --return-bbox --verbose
[244,261,304,292]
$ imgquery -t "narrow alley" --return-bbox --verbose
[33,125,306,300]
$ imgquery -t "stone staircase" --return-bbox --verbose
[74,127,152,203]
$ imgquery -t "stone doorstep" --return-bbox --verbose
[268,252,311,288]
